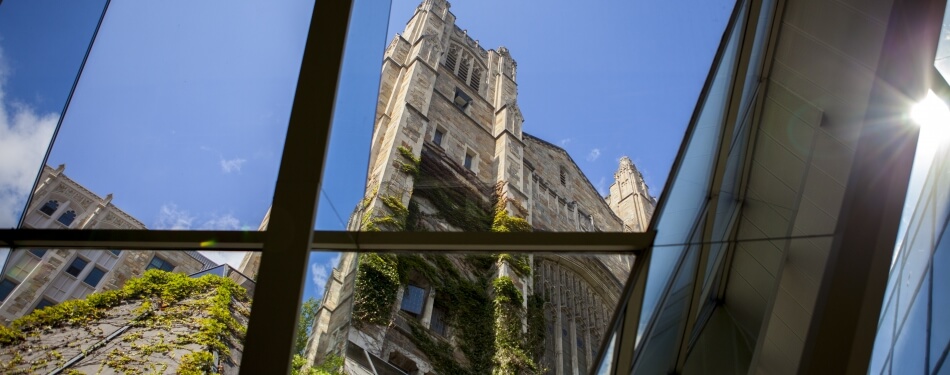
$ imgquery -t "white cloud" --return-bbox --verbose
[0,48,58,228]
[587,148,601,162]
[155,204,246,231]
[219,157,246,174]
[201,213,241,230]
[597,177,608,196]
[310,253,342,296]
[559,138,572,146]
[155,203,196,230]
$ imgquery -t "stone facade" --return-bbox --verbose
[0,165,217,324]
[299,1,657,374]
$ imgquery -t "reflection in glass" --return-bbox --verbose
[300,252,630,374]
[0,1,109,228]
[0,249,258,373]
[639,0,747,343]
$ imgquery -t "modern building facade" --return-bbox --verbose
[0,165,218,324]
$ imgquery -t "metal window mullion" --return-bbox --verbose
[239,0,354,374]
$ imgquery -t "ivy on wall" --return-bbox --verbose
[0,270,250,374]
[352,254,400,326]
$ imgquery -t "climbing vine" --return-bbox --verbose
[492,276,540,375]
[352,254,400,326]
[0,270,251,374]
[397,146,422,176]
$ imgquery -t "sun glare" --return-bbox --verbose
[911,90,950,135]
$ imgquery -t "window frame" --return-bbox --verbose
[0,278,18,301]
[82,266,107,287]
[0,2,657,374]
[65,256,89,278]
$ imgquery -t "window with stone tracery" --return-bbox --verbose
[40,200,59,216]
[444,43,484,92]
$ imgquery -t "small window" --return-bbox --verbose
[39,200,59,216]
[146,256,175,272]
[463,153,474,170]
[29,249,48,259]
[457,53,471,82]
[83,267,107,287]
[431,304,448,336]
[0,279,17,301]
[109,250,121,256]
[400,284,426,316]
[560,167,567,186]
[57,210,77,226]
[34,298,56,312]
[65,257,89,277]
[433,129,444,147]
[453,87,472,110]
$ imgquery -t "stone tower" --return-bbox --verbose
[607,156,655,232]
[299,1,658,374]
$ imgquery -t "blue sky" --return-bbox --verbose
[0,0,734,304]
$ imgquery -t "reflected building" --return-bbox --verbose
[293,1,656,374]
[0,164,221,324]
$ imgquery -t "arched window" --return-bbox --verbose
[444,45,459,70]
[40,200,59,216]
[57,210,77,226]
[470,65,482,91]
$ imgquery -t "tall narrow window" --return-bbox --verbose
[57,210,77,226]
[470,65,482,91]
[431,304,448,336]
[400,284,426,316]
[433,129,444,147]
[147,256,175,272]
[560,167,567,186]
[464,153,474,170]
[457,53,471,82]
[444,45,459,70]
[65,257,89,277]
[40,200,59,216]
[0,279,17,301]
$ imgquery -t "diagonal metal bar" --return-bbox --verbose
[239,0,354,372]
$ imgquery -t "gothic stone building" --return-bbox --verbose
[294,1,657,374]
[0,164,219,324]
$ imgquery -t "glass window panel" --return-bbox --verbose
[898,193,935,321]
[300,251,630,375]
[82,267,106,287]
[935,4,950,83]
[20,0,315,234]
[932,222,950,373]
[0,1,109,229]
[146,256,175,272]
[6,254,40,282]
[316,0,736,234]
[633,238,702,374]
[400,284,426,315]
[33,298,56,311]
[0,279,17,302]
[65,257,88,277]
[871,295,897,375]
[29,249,47,259]
[640,0,747,342]
[892,268,929,375]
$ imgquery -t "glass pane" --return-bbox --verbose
[891,268,930,375]
[316,0,737,233]
[640,0,747,343]
[29,0,314,231]
[0,248,258,373]
[935,4,950,83]
[932,221,950,373]
[0,1,109,227]
[297,251,632,375]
